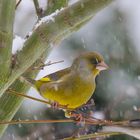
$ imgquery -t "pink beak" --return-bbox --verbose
[96,61,109,71]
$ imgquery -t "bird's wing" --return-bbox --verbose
[35,67,71,89]
[43,67,71,81]
[38,72,74,98]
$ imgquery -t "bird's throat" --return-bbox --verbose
[93,69,100,77]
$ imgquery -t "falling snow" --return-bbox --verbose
[81,37,86,48]
[33,115,38,120]
[18,123,22,128]
[133,105,138,111]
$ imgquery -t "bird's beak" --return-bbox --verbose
[96,61,109,71]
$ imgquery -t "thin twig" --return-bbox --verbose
[7,89,72,110]
[0,118,128,140]
[7,89,50,105]
[33,0,43,18]
[45,60,64,66]
[0,116,133,140]
[84,118,129,126]
[0,118,124,139]
[16,0,22,9]
[64,132,123,140]
[5,89,132,127]
[0,119,74,125]
[6,89,131,127]
[0,112,130,127]
[31,60,64,70]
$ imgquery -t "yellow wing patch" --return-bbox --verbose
[35,77,51,90]
[39,77,51,82]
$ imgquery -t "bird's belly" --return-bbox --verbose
[41,83,95,109]
[63,86,95,109]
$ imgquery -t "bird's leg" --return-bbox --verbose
[50,101,60,110]
[71,113,83,121]
[71,99,96,120]
[64,99,96,123]
[50,101,69,111]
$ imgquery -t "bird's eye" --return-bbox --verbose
[90,58,98,65]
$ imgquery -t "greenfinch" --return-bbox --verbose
[34,51,108,109]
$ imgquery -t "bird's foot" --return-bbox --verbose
[67,111,85,125]
[70,113,83,121]
[50,101,69,110]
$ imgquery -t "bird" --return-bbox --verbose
[33,51,108,110]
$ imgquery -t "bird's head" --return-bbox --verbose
[72,52,108,77]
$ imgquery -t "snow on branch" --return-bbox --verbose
[12,35,25,54]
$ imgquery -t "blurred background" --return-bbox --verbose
[1,0,140,139]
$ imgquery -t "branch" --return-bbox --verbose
[0,118,131,126]
[7,88,71,110]
[0,52,48,136]
[31,60,64,70]
[102,126,140,140]
[33,0,43,18]
[64,132,122,140]
[45,0,68,15]
[0,0,16,89]
[15,0,22,9]
[0,119,74,125]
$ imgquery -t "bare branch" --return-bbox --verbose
[16,0,22,9]
[33,0,43,18]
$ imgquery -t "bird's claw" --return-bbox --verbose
[68,112,85,126]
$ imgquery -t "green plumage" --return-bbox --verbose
[35,52,107,109]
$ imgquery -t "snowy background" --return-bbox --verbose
[1,0,140,139]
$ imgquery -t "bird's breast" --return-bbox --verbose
[39,74,96,109]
